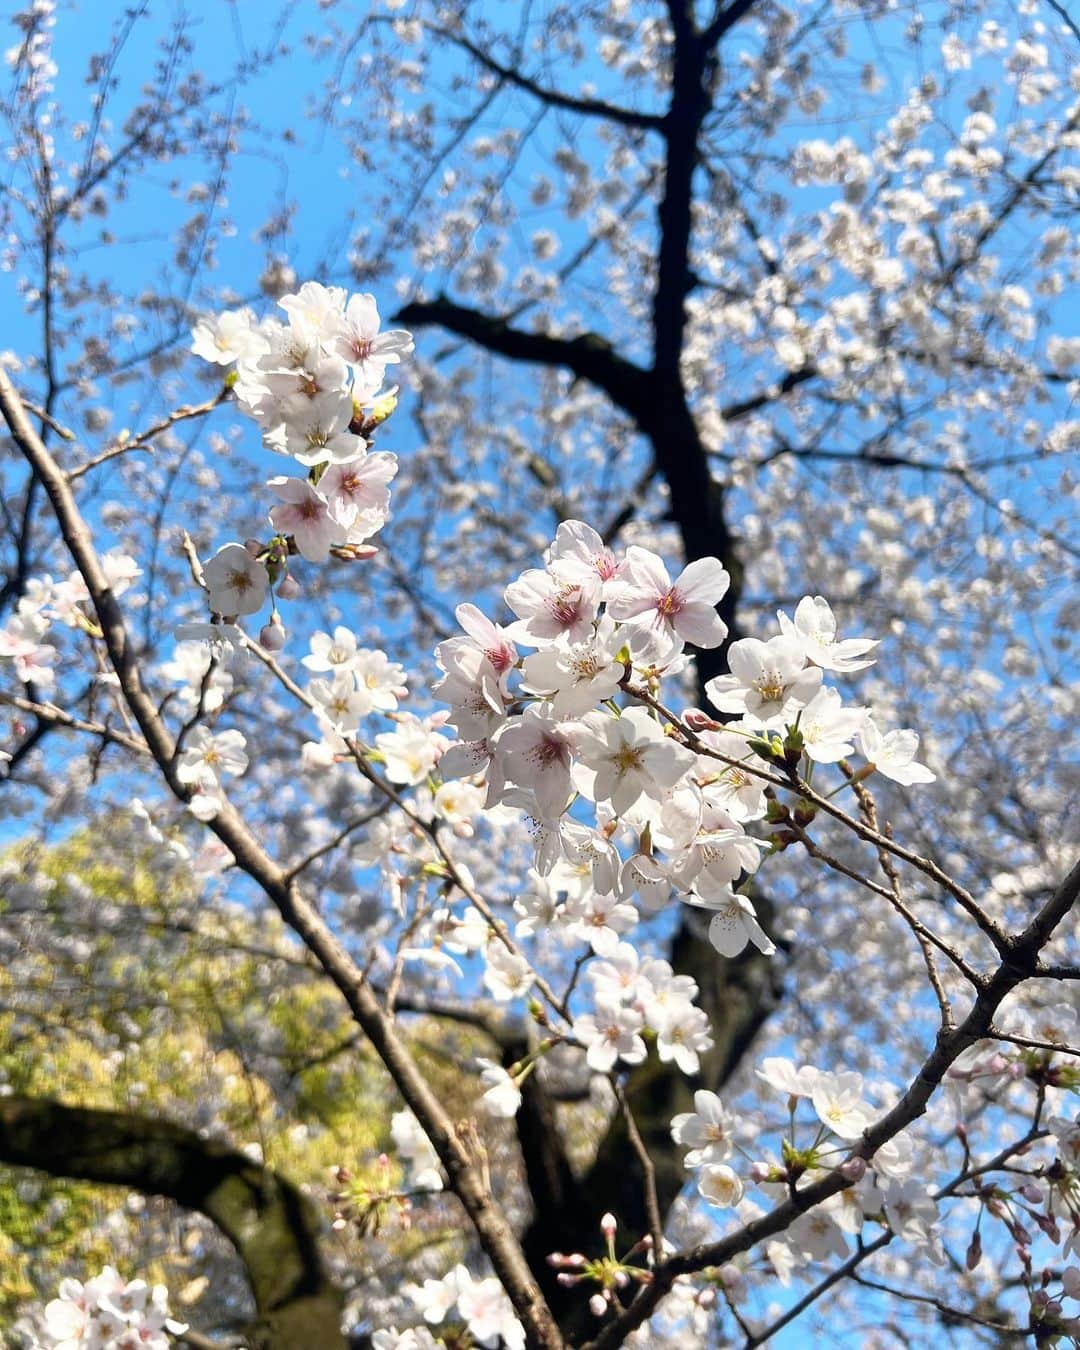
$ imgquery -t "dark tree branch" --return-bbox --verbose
[395,296,655,426]
[0,1095,344,1348]
[426,24,665,132]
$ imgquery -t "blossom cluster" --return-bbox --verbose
[426,519,933,977]
[189,283,412,633]
[400,1263,525,1350]
[0,551,142,692]
[669,1061,941,1282]
[32,1266,186,1349]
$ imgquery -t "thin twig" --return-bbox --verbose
[67,387,229,481]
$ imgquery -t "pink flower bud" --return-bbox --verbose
[259,621,286,651]
[1062,1266,1080,1299]
[547,1252,565,1266]
[277,574,301,599]
[683,709,721,731]
[244,538,262,557]
[589,1293,608,1318]
[1020,1183,1043,1204]
[840,1156,867,1181]
[750,1162,772,1183]
[965,1233,982,1270]
[1035,1214,1061,1243]
[600,1212,617,1240]
[613,1270,630,1289]
[557,1273,580,1288]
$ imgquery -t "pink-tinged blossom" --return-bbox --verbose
[671,1090,737,1166]
[0,610,56,689]
[263,348,350,406]
[574,998,647,1073]
[545,519,624,597]
[573,705,697,816]
[453,603,518,683]
[433,644,507,741]
[705,634,822,724]
[439,737,506,808]
[503,568,601,646]
[203,543,269,617]
[455,1269,526,1350]
[521,615,624,717]
[668,806,765,898]
[268,477,346,562]
[797,686,866,762]
[330,292,414,396]
[607,546,730,657]
[779,595,879,672]
[498,703,579,818]
[320,452,397,532]
[858,716,935,784]
[587,942,645,1003]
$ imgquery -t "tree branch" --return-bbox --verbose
[395,295,654,427]
[0,1095,343,1347]
[426,24,665,132]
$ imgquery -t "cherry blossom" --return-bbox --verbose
[267,476,346,562]
[705,634,822,724]
[202,543,269,617]
[858,715,936,784]
[607,547,730,659]
[573,705,697,816]
[779,595,879,672]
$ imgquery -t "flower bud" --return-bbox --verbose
[244,538,262,558]
[600,1212,617,1240]
[683,709,721,732]
[1020,1182,1043,1204]
[277,574,301,600]
[589,1293,608,1318]
[965,1233,982,1270]
[260,620,286,651]
[839,1156,867,1182]
[750,1161,772,1183]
